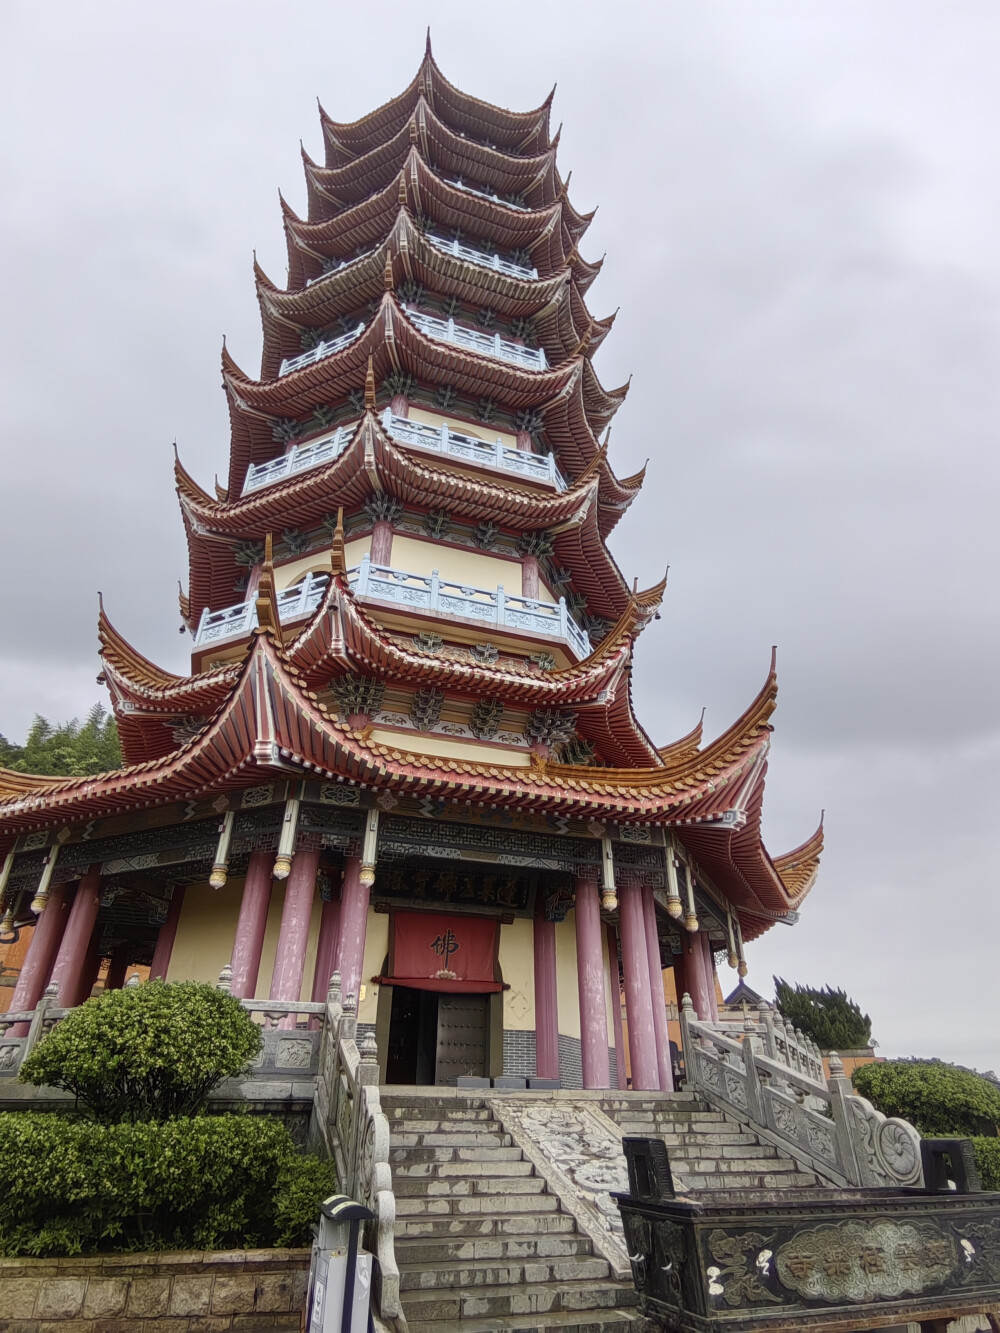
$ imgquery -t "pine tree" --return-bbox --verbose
[0,705,121,777]
[774,977,872,1050]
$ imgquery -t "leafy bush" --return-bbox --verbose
[774,978,872,1050]
[853,1061,1000,1138]
[0,1112,333,1256]
[19,981,261,1122]
[972,1138,1000,1190]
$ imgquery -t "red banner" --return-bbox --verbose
[388,912,501,993]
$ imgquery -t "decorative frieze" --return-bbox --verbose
[409,687,444,732]
[469,696,504,740]
[330,674,386,718]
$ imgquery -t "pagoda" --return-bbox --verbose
[0,43,822,1093]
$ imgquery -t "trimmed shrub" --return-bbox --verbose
[972,1138,1000,1191]
[0,1112,333,1256]
[19,980,261,1122]
[853,1060,1000,1138]
[774,978,872,1050]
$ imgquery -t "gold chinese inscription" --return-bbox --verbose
[775,1220,958,1303]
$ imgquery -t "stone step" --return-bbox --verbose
[404,1308,637,1333]
[395,1173,547,1198]
[387,1119,513,1137]
[390,1129,514,1147]
[401,1277,633,1322]
[385,1103,496,1121]
[399,1254,611,1291]
[684,1171,817,1189]
[395,1211,578,1239]
[396,1191,561,1218]
[390,1143,525,1164]
[679,1156,805,1175]
[617,1129,765,1147]
[394,1157,535,1180]
[395,1230,594,1265]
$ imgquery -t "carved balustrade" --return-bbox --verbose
[425,230,538,280]
[404,306,547,370]
[349,553,591,657]
[679,993,924,1191]
[308,972,399,1319]
[193,572,330,647]
[278,322,365,377]
[444,176,531,210]
[382,408,565,488]
[242,425,354,495]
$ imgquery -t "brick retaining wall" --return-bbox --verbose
[0,1247,310,1331]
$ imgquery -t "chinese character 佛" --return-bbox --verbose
[431,929,459,963]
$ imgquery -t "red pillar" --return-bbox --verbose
[269,849,320,1010]
[619,881,659,1091]
[521,556,540,599]
[335,854,370,1006]
[103,946,129,992]
[49,866,102,1008]
[681,930,714,1021]
[642,885,674,1092]
[533,909,559,1081]
[605,921,627,1090]
[229,851,273,999]
[6,884,71,1035]
[574,875,610,1089]
[701,931,720,1022]
[370,520,393,567]
[149,885,186,982]
[73,937,103,1007]
[311,894,342,1003]
[516,429,533,453]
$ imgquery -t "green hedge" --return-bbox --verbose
[852,1061,1000,1138]
[19,981,261,1123]
[0,1112,335,1256]
[972,1138,1000,1191]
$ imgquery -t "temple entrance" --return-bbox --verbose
[384,985,489,1086]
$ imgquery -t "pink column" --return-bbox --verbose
[606,921,627,1090]
[521,557,540,599]
[574,875,610,1089]
[103,946,129,993]
[6,884,71,1035]
[642,885,674,1092]
[229,851,274,999]
[149,885,186,982]
[516,429,533,453]
[335,854,370,1005]
[49,866,102,1008]
[370,520,393,566]
[311,894,342,1003]
[619,881,659,1091]
[390,394,409,417]
[73,938,103,1007]
[269,849,320,1006]
[533,910,559,1081]
[681,930,714,1021]
[701,931,720,1022]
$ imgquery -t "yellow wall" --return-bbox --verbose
[369,728,531,766]
[275,537,371,592]
[359,909,389,1026]
[407,407,518,452]
[388,534,553,602]
[499,918,535,1030]
[554,912,581,1039]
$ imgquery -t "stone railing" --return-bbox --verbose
[349,553,592,658]
[305,248,376,287]
[425,230,537,279]
[242,425,354,495]
[382,407,565,489]
[308,973,399,1320]
[444,176,531,211]
[404,306,547,370]
[279,322,365,377]
[193,572,330,647]
[679,994,924,1190]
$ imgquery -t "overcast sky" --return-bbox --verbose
[1,1,997,1069]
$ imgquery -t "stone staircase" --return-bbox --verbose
[382,1089,823,1333]
[602,1093,820,1191]
[382,1091,637,1333]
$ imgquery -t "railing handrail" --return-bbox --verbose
[444,176,531,211]
[242,425,353,496]
[304,247,376,287]
[679,994,924,1192]
[381,409,566,490]
[279,322,365,377]
[425,230,537,280]
[193,571,330,647]
[403,306,547,371]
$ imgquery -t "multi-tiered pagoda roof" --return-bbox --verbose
[0,40,822,947]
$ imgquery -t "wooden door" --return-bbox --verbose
[435,993,488,1085]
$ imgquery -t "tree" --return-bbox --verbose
[19,981,261,1122]
[774,977,872,1050]
[853,1060,1000,1138]
[0,705,121,776]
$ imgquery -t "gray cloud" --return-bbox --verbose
[1,1,997,1067]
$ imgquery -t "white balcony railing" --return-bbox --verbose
[304,248,375,287]
[445,177,531,211]
[349,555,591,658]
[242,425,355,496]
[382,409,565,490]
[193,573,329,647]
[404,307,547,371]
[279,322,365,377]
[425,231,537,280]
